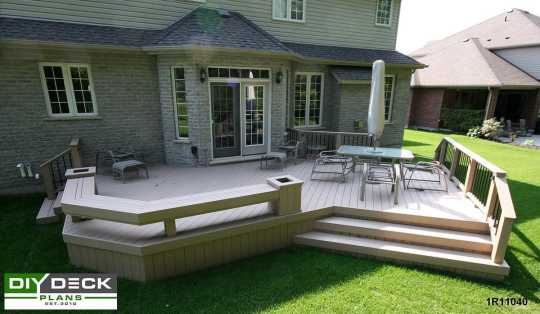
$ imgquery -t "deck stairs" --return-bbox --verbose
[294,207,510,280]
[36,191,64,224]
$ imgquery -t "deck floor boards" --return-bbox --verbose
[64,160,485,246]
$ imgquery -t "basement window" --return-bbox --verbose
[39,63,97,117]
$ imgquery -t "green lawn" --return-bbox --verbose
[1,129,539,313]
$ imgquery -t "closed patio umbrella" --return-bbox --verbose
[367,60,386,151]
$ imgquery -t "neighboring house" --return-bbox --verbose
[0,0,421,195]
[409,8,540,132]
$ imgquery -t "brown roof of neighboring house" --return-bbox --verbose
[411,38,540,88]
[411,8,540,57]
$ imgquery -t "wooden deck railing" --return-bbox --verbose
[39,138,82,200]
[287,128,372,156]
[61,167,304,238]
[436,137,516,264]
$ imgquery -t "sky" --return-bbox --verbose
[396,0,540,54]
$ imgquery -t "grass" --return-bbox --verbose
[1,129,539,313]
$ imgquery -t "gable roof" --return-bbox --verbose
[149,8,291,53]
[284,42,421,67]
[412,38,540,88]
[412,9,540,57]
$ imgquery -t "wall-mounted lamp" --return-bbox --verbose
[275,70,283,84]
[200,67,207,83]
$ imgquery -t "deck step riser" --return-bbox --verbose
[36,198,59,224]
[314,222,493,255]
[334,207,490,234]
[294,233,509,281]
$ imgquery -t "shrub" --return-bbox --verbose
[467,126,482,138]
[439,108,484,132]
[480,118,504,139]
[467,118,504,140]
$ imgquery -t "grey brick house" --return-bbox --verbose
[0,0,421,195]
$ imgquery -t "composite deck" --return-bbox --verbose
[60,139,515,281]
[96,160,484,222]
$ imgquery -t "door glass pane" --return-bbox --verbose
[245,85,264,146]
[213,85,236,148]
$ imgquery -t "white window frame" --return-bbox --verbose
[294,72,324,128]
[171,66,190,140]
[39,62,98,117]
[375,0,393,27]
[384,74,395,123]
[272,0,306,23]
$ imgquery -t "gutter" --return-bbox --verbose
[1,38,427,69]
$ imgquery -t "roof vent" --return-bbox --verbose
[505,36,511,39]
[487,38,492,42]
[217,9,231,17]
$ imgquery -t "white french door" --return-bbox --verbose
[240,83,269,155]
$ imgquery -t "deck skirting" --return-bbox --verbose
[64,208,332,281]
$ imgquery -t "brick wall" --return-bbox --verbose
[409,88,445,129]
[334,68,413,147]
[157,53,291,165]
[0,46,163,195]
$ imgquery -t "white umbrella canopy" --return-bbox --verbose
[367,60,386,147]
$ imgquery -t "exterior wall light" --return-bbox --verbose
[276,70,283,84]
[200,68,207,83]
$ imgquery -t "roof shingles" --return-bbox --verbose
[0,7,420,67]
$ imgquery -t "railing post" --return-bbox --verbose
[164,219,176,237]
[437,140,448,163]
[484,179,498,220]
[491,217,514,264]
[449,147,461,178]
[70,138,82,168]
[40,165,56,200]
[64,167,96,222]
[464,159,477,193]
[267,175,303,216]
[335,133,342,150]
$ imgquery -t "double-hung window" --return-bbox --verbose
[384,75,395,122]
[294,73,323,127]
[273,0,305,22]
[39,63,97,116]
[375,0,392,26]
[172,67,189,139]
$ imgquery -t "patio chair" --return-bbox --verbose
[360,160,400,205]
[260,152,288,170]
[279,140,304,164]
[311,150,354,182]
[404,161,448,192]
[108,150,149,183]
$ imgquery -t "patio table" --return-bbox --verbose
[337,145,414,188]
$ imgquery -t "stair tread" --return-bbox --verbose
[36,198,58,224]
[295,232,509,271]
[53,191,64,210]
[334,207,490,234]
[317,217,492,244]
